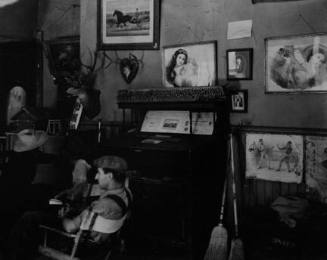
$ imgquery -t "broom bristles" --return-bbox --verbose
[204,224,228,260]
[228,238,245,260]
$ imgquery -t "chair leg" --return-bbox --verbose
[104,250,112,260]
[70,231,82,259]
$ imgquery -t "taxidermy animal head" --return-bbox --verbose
[119,53,140,84]
[46,45,111,119]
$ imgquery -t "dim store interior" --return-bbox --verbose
[1,0,327,260]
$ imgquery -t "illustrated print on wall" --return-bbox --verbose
[119,53,140,83]
[266,33,327,93]
[162,41,217,88]
[305,136,327,203]
[246,133,303,183]
[98,0,160,50]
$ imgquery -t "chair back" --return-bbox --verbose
[80,211,127,234]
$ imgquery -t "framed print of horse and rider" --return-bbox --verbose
[246,133,304,184]
[97,0,160,50]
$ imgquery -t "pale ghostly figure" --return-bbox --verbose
[7,86,26,125]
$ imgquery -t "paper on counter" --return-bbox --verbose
[141,110,214,135]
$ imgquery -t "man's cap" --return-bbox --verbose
[94,155,128,172]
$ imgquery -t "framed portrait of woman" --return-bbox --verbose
[162,41,217,88]
[226,48,253,80]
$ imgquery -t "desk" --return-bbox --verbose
[99,132,226,258]
[103,87,229,258]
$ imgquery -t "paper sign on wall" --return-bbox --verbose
[227,20,252,40]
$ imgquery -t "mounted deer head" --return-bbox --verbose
[44,42,113,119]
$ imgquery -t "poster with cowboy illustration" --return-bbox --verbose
[246,133,303,183]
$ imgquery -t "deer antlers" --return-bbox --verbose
[80,49,114,75]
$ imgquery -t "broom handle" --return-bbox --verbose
[230,133,240,237]
[218,177,227,224]
[218,136,231,224]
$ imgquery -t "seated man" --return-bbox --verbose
[6,155,132,260]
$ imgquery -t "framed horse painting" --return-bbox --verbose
[97,0,160,50]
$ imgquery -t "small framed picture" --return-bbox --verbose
[226,48,253,80]
[230,90,248,113]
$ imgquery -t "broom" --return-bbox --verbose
[228,133,245,260]
[203,150,229,260]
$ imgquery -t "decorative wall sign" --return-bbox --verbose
[230,89,248,113]
[227,48,253,80]
[97,0,160,50]
[305,135,327,203]
[162,41,217,88]
[119,53,139,83]
[265,33,327,93]
[246,133,303,183]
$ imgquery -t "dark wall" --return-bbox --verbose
[0,0,40,126]
[38,0,80,108]
[0,42,40,125]
[0,0,38,40]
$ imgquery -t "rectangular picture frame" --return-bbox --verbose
[46,36,81,118]
[265,33,327,93]
[97,0,160,50]
[305,135,327,203]
[162,41,217,88]
[230,89,248,113]
[226,48,253,80]
[245,132,304,184]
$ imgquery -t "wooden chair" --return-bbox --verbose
[38,209,128,260]
[38,181,132,260]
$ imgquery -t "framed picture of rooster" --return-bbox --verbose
[97,0,160,50]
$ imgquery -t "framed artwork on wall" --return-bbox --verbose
[305,135,327,203]
[245,132,304,184]
[230,89,248,113]
[162,41,217,88]
[46,36,81,118]
[97,0,160,50]
[227,48,253,80]
[265,33,327,93]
